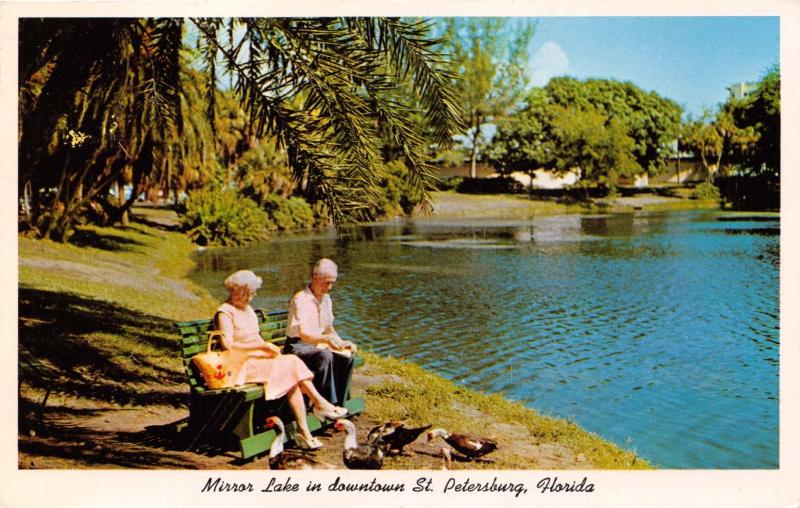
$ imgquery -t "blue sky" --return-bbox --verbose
[525,17,779,118]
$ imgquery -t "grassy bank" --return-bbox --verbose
[18,207,651,469]
[419,190,718,219]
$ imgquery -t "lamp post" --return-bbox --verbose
[675,136,681,185]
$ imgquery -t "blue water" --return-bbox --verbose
[190,210,779,468]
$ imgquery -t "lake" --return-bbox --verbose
[189,210,779,469]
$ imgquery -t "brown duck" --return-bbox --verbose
[426,428,498,460]
[367,420,432,456]
[334,419,384,470]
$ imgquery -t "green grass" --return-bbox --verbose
[424,191,582,219]
[20,220,217,321]
[423,190,718,219]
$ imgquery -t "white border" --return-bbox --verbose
[2,2,798,507]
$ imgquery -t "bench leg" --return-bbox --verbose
[185,392,246,451]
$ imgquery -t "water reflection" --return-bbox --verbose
[190,210,779,469]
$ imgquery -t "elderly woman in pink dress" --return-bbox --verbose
[215,270,347,450]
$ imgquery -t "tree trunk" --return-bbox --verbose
[469,117,482,179]
[469,132,480,178]
[21,180,32,221]
[527,169,534,199]
[114,179,129,226]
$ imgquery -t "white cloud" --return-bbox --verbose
[530,41,570,87]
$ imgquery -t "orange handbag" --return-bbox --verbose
[191,331,235,389]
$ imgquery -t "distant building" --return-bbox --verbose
[506,169,580,189]
[727,82,759,101]
[617,172,649,188]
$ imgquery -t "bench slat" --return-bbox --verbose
[181,335,208,346]
[178,322,214,337]
[258,321,286,332]
[182,343,210,357]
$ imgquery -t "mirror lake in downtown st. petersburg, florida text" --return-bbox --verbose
[190,210,779,469]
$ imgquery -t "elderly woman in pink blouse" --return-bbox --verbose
[215,270,347,450]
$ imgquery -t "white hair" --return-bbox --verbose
[224,270,263,293]
[312,258,338,278]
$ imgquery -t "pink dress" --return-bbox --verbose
[215,303,313,400]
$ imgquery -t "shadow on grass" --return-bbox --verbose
[131,210,183,233]
[67,227,148,252]
[19,286,188,408]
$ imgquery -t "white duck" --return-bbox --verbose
[334,419,384,470]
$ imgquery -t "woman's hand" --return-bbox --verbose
[262,342,281,357]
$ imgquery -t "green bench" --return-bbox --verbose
[175,308,364,460]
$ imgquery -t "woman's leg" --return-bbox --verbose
[288,344,337,404]
[286,385,313,439]
[298,379,342,411]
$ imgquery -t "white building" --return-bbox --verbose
[726,82,759,101]
[502,169,581,189]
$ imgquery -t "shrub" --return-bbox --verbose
[181,186,272,246]
[691,182,721,201]
[434,176,464,191]
[261,193,316,230]
[373,160,425,218]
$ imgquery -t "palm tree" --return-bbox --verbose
[18,17,463,240]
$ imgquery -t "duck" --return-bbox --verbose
[333,419,384,470]
[426,428,498,460]
[264,416,330,470]
[367,420,432,456]
[440,447,453,470]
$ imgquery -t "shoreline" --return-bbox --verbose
[18,202,651,470]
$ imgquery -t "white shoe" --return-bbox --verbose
[294,433,323,450]
[312,405,348,421]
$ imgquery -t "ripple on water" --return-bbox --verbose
[400,238,517,250]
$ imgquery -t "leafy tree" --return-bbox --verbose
[681,111,726,181]
[540,78,682,175]
[727,66,780,177]
[19,18,184,239]
[490,88,555,172]
[550,106,638,193]
[491,78,681,194]
[18,17,462,241]
[707,66,779,210]
[681,109,757,182]
[438,18,534,178]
